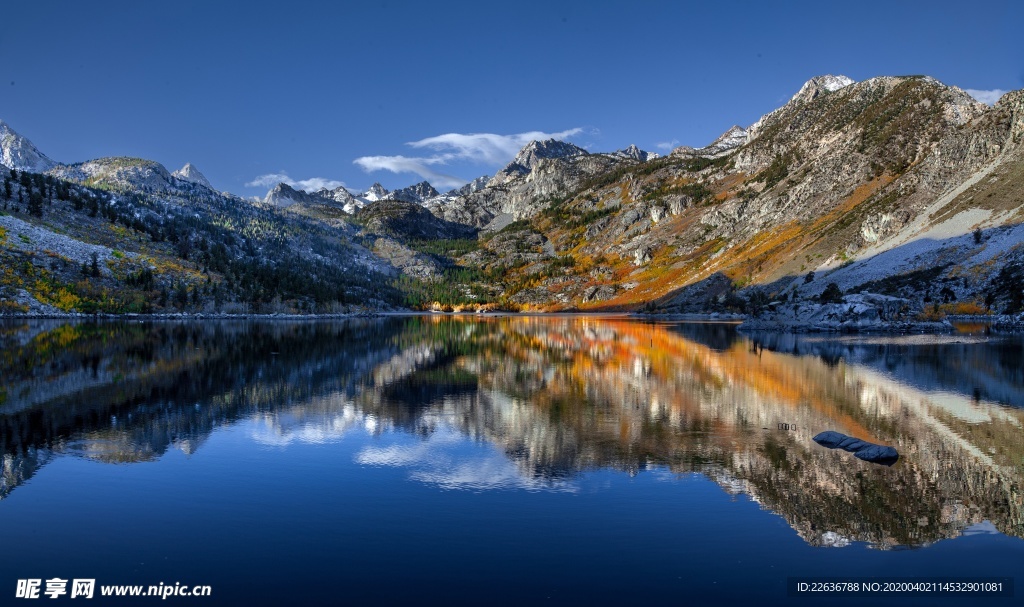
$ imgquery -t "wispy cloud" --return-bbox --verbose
[352,155,466,189]
[655,139,680,151]
[407,128,584,164]
[356,424,577,492]
[246,171,347,192]
[354,128,584,187]
[965,88,1009,106]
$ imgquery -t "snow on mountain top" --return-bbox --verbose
[362,183,389,201]
[746,75,856,142]
[385,181,440,204]
[702,125,748,154]
[448,175,490,197]
[172,163,213,189]
[613,144,659,162]
[264,182,312,207]
[789,75,855,105]
[669,126,748,159]
[513,139,588,166]
[0,119,57,173]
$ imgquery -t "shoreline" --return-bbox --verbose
[2,310,1022,333]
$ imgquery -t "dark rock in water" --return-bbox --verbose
[813,431,899,466]
[853,444,900,464]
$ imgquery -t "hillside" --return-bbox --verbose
[0,156,396,314]
[428,75,1024,317]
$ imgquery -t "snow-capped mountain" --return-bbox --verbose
[264,182,324,207]
[171,163,213,189]
[449,175,490,197]
[361,183,389,202]
[790,74,855,104]
[746,75,856,142]
[385,181,440,204]
[0,119,57,173]
[612,144,659,162]
[670,125,749,158]
[314,185,365,214]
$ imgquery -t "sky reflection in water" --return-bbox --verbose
[0,317,1021,605]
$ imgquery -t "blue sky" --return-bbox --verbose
[2,0,1021,196]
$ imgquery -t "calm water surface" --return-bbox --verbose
[1,317,1022,606]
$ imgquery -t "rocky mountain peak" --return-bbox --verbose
[0,119,57,173]
[790,74,855,105]
[448,175,490,197]
[386,180,440,203]
[171,162,212,189]
[613,144,659,162]
[511,139,588,171]
[264,182,316,207]
[362,183,389,201]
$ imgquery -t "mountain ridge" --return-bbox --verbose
[2,72,1024,318]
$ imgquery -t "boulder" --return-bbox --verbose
[813,430,899,465]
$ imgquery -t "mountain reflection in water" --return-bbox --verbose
[1,316,1022,550]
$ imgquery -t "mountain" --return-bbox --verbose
[263,182,323,207]
[431,74,1024,313]
[171,163,213,189]
[427,139,633,229]
[313,185,365,214]
[2,72,1024,317]
[361,183,389,201]
[0,119,57,173]
[0,131,400,315]
[385,180,440,203]
[449,175,490,197]
[671,125,748,158]
[612,144,659,162]
[50,157,179,192]
[490,139,589,186]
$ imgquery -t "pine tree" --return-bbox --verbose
[28,190,43,217]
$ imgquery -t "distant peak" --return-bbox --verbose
[448,175,490,196]
[362,182,389,201]
[791,75,855,104]
[385,181,441,204]
[510,139,588,170]
[0,119,57,173]
[613,144,659,162]
[172,162,212,189]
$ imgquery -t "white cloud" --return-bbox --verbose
[353,128,584,188]
[965,88,1009,106]
[407,128,584,164]
[356,425,576,492]
[246,171,347,192]
[655,139,680,151]
[352,155,467,189]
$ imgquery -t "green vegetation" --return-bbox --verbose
[755,153,796,189]
[0,168,396,314]
[990,262,1023,314]
[641,181,713,205]
[407,238,479,258]
[393,266,496,309]
[819,282,844,303]
[679,154,734,173]
[852,265,950,299]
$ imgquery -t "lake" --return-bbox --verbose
[1,316,1021,605]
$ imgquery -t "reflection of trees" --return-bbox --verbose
[1,317,1021,549]
[0,319,411,495]
[360,317,1024,547]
